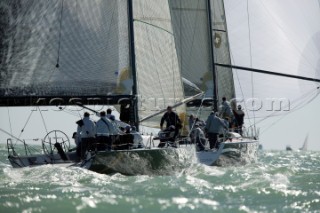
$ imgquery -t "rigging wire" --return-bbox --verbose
[246,0,257,136]
[257,86,320,131]
[243,87,319,128]
[246,0,253,67]
[228,1,254,132]
[259,87,320,135]
[0,127,25,144]
[226,6,254,128]
[38,107,49,134]
[230,62,254,128]
[240,85,319,124]
[17,109,35,140]
[189,94,206,136]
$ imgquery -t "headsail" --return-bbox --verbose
[225,0,320,123]
[133,0,185,128]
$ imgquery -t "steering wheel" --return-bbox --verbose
[42,130,70,155]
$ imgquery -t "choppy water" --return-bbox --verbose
[0,144,319,213]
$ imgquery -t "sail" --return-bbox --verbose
[169,0,213,98]
[210,0,236,104]
[299,134,308,151]
[0,0,132,106]
[169,0,235,101]
[167,0,236,127]
[133,0,185,128]
[224,0,320,123]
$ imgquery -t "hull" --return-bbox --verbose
[8,152,78,168]
[8,146,195,176]
[196,140,259,166]
[7,138,258,173]
[82,146,195,175]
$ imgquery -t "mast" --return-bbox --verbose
[206,0,218,112]
[127,0,139,130]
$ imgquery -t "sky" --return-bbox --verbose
[0,94,319,151]
[257,94,320,151]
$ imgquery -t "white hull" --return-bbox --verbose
[8,152,78,168]
[196,139,259,166]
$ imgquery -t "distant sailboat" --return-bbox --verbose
[286,145,293,151]
[286,134,308,151]
[299,134,308,151]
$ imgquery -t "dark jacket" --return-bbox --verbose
[234,109,245,126]
[160,112,181,129]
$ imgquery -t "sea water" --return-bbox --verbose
[0,144,319,213]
